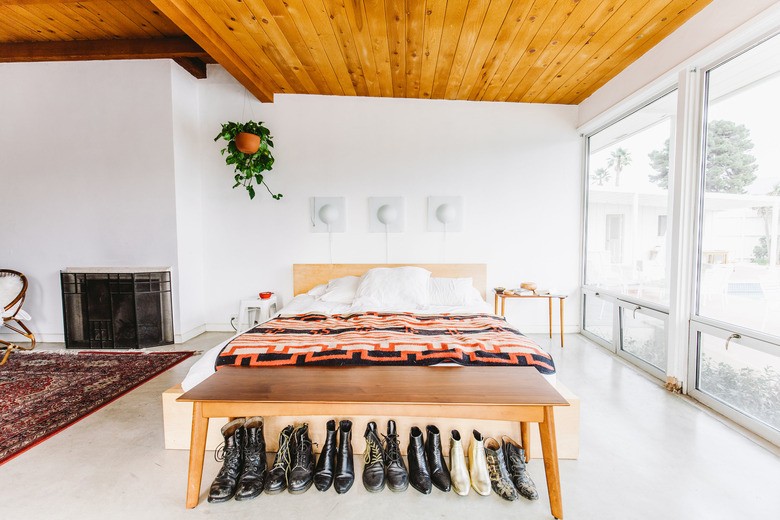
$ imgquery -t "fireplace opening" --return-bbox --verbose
[61,268,174,349]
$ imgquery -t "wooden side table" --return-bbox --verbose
[495,292,567,347]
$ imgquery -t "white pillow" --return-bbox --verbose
[306,283,328,298]
[352,267,431,309]
[319,275,361,304]
[0,275,23,308]
[428,277,482,306]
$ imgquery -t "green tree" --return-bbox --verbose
[607,147,632,187]
[648,120,758,193]
[752,182,780,264]
[591,167,610,186]
[648,139,670,188]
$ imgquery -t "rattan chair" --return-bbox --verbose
[1,269,36,365]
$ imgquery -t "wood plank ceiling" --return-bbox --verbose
[1,0,714,103]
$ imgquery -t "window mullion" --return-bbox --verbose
[668,66,706,394]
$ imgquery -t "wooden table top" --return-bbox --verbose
[178,365,569,408]
[495,292,567,299]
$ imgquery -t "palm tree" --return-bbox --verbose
[607,147,632,187]
[591,167,610,186]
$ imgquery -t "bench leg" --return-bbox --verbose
[539,406,563,519]
[520,422,531,462]
[186,402,209,509]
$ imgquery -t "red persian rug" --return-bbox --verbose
[0,350,193,465]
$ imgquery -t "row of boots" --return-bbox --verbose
[208,417,355,502]
[207,417,538,503]
[386,425,539,501]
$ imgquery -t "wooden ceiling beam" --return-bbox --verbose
[149,0,276,103]
[0,37,209,62]
[173,56,206,78]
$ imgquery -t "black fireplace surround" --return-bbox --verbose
[61,268,174,349]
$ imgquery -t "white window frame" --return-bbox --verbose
[581,89,676,382]
[581,288,617,350]
[616,300,668,381]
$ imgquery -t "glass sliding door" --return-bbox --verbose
[690,33,780,443]
[583,90,677,377]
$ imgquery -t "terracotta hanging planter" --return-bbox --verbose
[234,132,261,154]
[215,121,281,200]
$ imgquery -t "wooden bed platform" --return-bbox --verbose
[162,263,579,458]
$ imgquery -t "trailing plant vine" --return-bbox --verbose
[214,121,282,200]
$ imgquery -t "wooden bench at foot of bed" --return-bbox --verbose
[162,379,579,459]
[177,366,570,518]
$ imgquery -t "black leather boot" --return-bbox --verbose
[264,425,293,494]
[288,424,315,494]
[502,436,539,500]
[235,416,266,501]
[485,437,518,501]
[363,421,385,492]
[384,420,408,492]
[314,419,337,491]
[334,420,354,494]
[425,425,451,492]
[208,418,245,503]
[407,426,431,494]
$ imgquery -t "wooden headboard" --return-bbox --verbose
[293,264,487,300]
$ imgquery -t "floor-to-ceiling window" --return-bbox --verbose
[582,30,780,445]
[689,34,780,443]
[582,90,677,378]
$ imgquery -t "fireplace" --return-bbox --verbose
[61,267,174,349]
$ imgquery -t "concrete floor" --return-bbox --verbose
[2,333,779,520]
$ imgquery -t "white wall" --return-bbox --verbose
[1,60,581,340]
[0,60,180,341]
[578,0,780,128]
[171,64,206,340]
[198,68,582,333]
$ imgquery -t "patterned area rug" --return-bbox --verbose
[0,350,193,465]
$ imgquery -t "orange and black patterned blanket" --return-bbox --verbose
[216,313,555,375]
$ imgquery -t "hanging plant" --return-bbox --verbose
[214,121,281,200]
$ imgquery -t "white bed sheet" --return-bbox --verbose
[180,294,557,391]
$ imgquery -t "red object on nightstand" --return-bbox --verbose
[258,292,273,299]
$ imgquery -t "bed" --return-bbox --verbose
[165,264,578,458]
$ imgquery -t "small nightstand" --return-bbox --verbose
[237,295,278,332]
[495,291,567,347]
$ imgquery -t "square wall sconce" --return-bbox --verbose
[427,196,463,232]
[311,197,346,232]
[369,197,405,233]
